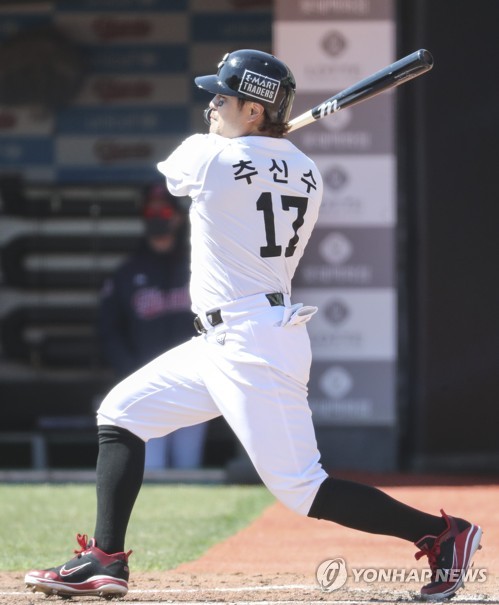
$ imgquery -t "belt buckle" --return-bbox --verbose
[193,316,206,334]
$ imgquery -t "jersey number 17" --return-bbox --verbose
[257,192,308,258]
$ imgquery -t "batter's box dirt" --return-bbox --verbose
[3,478,498,605]
[4,571,498,604]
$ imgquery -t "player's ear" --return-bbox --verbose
[248,102,264,122]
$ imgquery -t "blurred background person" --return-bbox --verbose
[98,183,207,470]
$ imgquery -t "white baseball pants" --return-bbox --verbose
[97,292,328,515]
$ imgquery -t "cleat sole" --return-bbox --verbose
[26,581,127,599]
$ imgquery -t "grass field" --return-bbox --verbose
[1,480,497,605]
[0,484,274,571]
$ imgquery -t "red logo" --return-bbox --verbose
[94,140,153,163]
[92,78,153,101]
[92,18,151,40]
[0,112,17,129]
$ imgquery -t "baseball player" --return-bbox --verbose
[25,49,482,601]
[98,184,207,470]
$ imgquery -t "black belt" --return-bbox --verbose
[194,292,284,334]
[194,310,222,334]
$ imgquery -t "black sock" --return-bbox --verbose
[308,477,447,543]
[94,424,145,554]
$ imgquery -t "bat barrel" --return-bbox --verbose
[419,49,434,67]
[287,49,434,132]
[391,48,433,82]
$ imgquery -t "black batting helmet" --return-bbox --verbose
[195,49,296,124]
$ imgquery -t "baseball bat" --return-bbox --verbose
[287,49,433,132]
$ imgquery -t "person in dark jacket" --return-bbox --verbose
[98,183,207,469]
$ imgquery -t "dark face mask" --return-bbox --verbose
[144,218,174,238]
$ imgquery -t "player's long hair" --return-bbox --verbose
[237,99,289,138]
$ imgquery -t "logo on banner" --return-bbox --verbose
[93,78,153,101]
[324,166,349,190]
[324,299,350,325]
[319,366,353,399]
[319,232,353,265]
[0,111,17,129]
[92,17,152,41]
[238,70,280,104]
[321,31,347,57]
[94,140,152,163]
[321,107,352,131]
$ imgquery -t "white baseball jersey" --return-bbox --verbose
[157,133,323,313]
[98,132,329,516]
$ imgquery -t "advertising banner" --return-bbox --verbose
[275,0,397,428]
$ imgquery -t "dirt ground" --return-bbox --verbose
[3,473,498,604]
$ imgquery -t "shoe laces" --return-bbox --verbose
[415,539,441,579]
[73,533,132,562]
[414,509,451,580]
[74,533,90,556]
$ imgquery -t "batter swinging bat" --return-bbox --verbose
[287,49,434,133]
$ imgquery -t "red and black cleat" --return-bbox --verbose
[415,509,482,600]
[25,533,131,599]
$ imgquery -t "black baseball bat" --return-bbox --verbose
[287,49,433,132]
